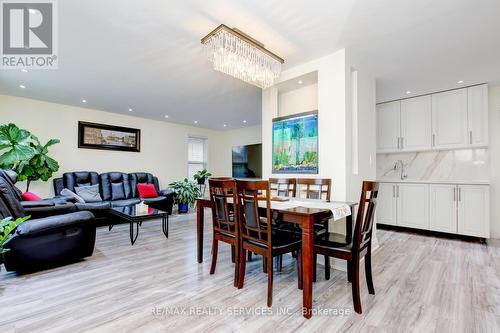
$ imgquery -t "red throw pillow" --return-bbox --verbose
[22,191,42,201]
[137,184,158,198]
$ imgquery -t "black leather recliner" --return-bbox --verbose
[0,170,96,272]
[53,171,174,226]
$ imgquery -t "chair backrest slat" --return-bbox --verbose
[296,178,331,201]
[353,181,379,252]
[269,178,296,198]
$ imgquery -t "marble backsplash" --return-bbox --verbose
[377,149,490,182]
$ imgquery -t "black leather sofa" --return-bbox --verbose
[53,171,174,226]
[0,170,96,272]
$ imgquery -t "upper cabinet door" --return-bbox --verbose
[400,95,432,151]
[377,101,400,153]
[467,84,489,147]
[431,89,468,149]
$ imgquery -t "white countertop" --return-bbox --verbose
[377,179,490,185]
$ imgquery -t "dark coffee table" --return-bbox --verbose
[108,205,169,245]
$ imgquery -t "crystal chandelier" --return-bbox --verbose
[201,24,284,89]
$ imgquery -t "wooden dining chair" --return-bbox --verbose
[296,178,331,201]
[313,181,379,314]
[269,178,297,197]
[235,180,303,307]
[278,178,332,272]
[208,178,239,287]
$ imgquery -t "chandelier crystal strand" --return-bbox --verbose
[202,27,282,89]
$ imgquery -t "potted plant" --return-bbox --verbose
[193,169,212,185]
[0,216,30,268]
[168,178,201,213]
[0,123,60,191]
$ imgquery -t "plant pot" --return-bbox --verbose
[178,203,189,213]
[197,177,206,185]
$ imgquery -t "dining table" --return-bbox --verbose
[195,196,357,319]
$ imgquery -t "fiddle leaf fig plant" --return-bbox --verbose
[0,123,60,191]
[0,216,30,254]
[18,135,60,191]
[0,123,35,169]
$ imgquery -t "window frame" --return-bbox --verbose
[187,136,208,180]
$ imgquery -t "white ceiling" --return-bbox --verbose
[1,0,499,128]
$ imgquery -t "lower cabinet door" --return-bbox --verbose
[458,185,490,238]
[429,185,457,233]
[376,183,397,226]
[397,183,430,229]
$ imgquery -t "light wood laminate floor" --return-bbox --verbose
[1,212,500,333]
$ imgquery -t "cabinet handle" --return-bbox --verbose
[453,188,456,201]
[469,131,473,144]
[396,185,399,198]
[392,185,395,198]
[458,188,461,201]
[432,134,435,147]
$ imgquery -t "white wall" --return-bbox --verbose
[278,84,318,117]
[216,125,262,176]
[0,95,261,197]
[488,85,500,238]
[262,49,350,200]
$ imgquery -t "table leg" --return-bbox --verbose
[162,215,169,238]
[302,215,314,319]
[197,202,204,263]
[130,221,139,245]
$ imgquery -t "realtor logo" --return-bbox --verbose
[1,0,58,69]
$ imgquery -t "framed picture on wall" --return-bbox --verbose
[78,121,141,152]
[272,110,318,174]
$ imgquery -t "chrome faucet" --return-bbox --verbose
[394,160,408,180]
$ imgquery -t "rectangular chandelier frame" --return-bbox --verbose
[201,24,284,64]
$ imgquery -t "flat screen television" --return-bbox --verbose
[232,144,262,178]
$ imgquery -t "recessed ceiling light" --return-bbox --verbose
[298,80,303,84]
[21,69,28,73]
[406,91,412,94]
[128,108,133,112]
[28,9,36,14]
[194,120,198,124]
[223,124,227,127]
[81,99,87,103]
[164,115,169,118]
[19,84,26,89]
[457,80,464,84]
[243,120,247,123]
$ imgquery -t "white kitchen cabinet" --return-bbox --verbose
[376,101,400,153]
[376,183,397,226]
[467,84,489,147]
[400,95,432,151]
[397,184,430,230]
[458,185,489,238]
[378,182,490,239]
[429,185,457,233]
[431,88,468,149]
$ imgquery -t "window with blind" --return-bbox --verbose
[187,137,207,180]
